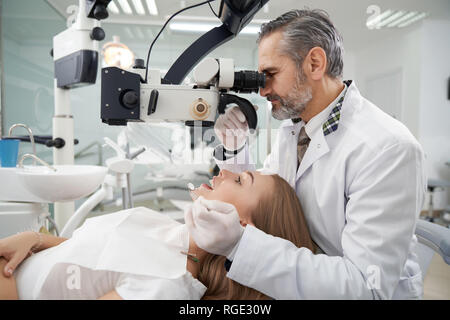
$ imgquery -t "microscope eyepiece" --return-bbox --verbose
[231,71,266,94]
[93,5,109,20]
[86,0,112,20]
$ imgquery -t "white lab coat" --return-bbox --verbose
[217,81,427,299]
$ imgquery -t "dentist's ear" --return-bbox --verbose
[305,46,327,81]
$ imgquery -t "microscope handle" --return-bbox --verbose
[218,93,258,131]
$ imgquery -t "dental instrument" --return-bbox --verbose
[187,183,199,201]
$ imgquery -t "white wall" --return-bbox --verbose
[418,20,450,182]
[351,20,450,210]
[343,50,356,82]
[352,26,423,138]
[418,20,450,210]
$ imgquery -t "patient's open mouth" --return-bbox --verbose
[201,183,213,191]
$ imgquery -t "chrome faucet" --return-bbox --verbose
[18,153,57,172]
[8,123,37,165]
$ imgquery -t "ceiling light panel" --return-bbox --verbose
[367,9,429,29]
[108,1,120,14]
[146,0,158,16]
[398,12,428,28]
[118,0,133,15]
[378,11,406,28]
[366,9,393,29]
[387,12,418,28]
[169,22,219,32]
[131,0,146,15]
[169,22,260,35]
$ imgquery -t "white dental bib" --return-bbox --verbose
[60,206,189,276]
[15,207,191,299]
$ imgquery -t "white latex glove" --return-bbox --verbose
[214,106,249,151]
[184,196,244,258]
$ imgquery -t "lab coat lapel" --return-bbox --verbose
[296,129,329,180]
[295,81,352,180]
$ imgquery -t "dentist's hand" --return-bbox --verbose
[214,106,249,151]
[184,196,244,258]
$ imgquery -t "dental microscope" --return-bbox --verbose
[7,0,269,232]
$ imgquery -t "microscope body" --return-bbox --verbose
[53,0,110,89]
[101,58,263,129]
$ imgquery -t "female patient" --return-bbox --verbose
[0,169,314,300]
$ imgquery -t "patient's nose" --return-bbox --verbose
[214,170,237,187]
[217,170,236,183]
[219,169,234,178]
[213,170,225,185]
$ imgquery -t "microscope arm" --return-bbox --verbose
[163,25,234,85]
[163,0,269,85]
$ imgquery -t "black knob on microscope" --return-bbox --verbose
[90,27,105,41]
[121,90,138,109]
[133,59,146,69]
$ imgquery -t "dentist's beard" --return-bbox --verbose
[269,83,313,121]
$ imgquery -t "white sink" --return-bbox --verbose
[0,165,107,203]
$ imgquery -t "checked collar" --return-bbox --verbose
[322,80,352,136]
[292,80,352,136]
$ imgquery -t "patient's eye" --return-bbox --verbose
[235,176,241,185]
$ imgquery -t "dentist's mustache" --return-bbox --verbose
[267,94,283,103]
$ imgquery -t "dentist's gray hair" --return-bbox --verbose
[257,9,344,80]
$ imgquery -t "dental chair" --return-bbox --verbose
[414,219,450,281]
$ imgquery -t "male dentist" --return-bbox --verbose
[185,9,427,299]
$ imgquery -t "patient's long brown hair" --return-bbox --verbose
[199,174,314,300]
